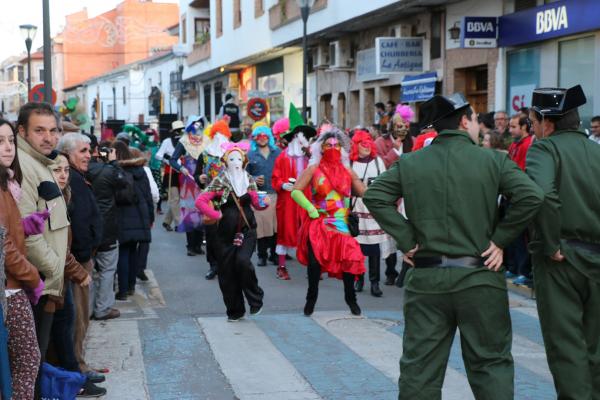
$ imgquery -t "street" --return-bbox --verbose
[85,216,555,400]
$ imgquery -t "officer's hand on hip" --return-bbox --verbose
[550,250,565,262]
[402,244,419,267]
[482,241,503,271]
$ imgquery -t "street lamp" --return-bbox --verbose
[296,0,315,122]
[19,24,37,96]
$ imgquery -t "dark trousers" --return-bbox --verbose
[137,242,150,272]
[506,231,531,277]
[385,253,398,278]
[33,295,54,400]
[396,261,411,287]
[186,228,205,253]
[306,241,357,308]
[257,235,276,259]
[216,230,264,319]
[50,282,79,372]
[117,242,139,295]
[205,224,219,270]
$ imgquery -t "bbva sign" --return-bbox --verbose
[536,5,568,35]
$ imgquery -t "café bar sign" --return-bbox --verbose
[375,37,423,74]
[499,0,600,47]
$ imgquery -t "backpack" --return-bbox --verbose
[39,362,86,400]
[115,170,138,205]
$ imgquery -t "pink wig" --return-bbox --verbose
[272,118,290,139]
[395,104,415,123]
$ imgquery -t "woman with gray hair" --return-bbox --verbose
[290,125,366,316]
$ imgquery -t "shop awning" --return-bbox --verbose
[401,72,437,103]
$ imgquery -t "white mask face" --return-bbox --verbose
[288,132,308,157]
[226,151,244,172]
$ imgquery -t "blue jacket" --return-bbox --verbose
[247,148,280,193]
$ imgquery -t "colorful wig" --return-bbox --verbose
[209,119,232,140]
[309,125,351,167]
[272,117,290,140]
[395,104,415,122]
[185,115,208,135]
[250,125,277,152]
[350,130,377,161]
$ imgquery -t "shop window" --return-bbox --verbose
[559,36,595,129]
[506,47,540,114]
[430,12,442,60]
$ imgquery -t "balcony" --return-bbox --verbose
[189,0,209,8]
[187,40,211,65]
[269,0,327,30]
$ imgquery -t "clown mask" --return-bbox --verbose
[288,132,309,157]
[226,150,244,172]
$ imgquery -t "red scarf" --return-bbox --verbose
[319,148,351,196]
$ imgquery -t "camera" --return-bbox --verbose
[98,147,112,161]
[367,177,376,186]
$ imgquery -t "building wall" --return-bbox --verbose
[143,57,180,120]
[61,0,178,89]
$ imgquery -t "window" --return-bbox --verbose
[254,0,264,18]
[17,66,24,83]
[559,36,595,129]
[195,18,210,44]
[216,0,223,37]
[122,87,126,105]
[514,0,537,12]
[430,12,442,59]
[233,0,241,29]
[182,16,187,44]
[506,47,540,114]
[39,69,44,82]
[203,84,211,119]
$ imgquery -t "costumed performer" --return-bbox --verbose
[195,141,268,321]
[155,120,184,231]
[291,125,366,316]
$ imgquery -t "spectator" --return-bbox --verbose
[590,115,600,144]
[87,142,124,320]
[218,93,241,134]
[112,141,154,301]
[49,153,106,397]
[374,102,385,129]
[508,115,534,171]
[56,133,103,378]
[0,118,42,399]
[494,110,512,147]
[478,112,494,135]
[379,100,396,133]
[15,102,69,389]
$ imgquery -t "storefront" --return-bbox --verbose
[499,0,600,128]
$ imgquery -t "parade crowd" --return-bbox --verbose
[0,82,598,399]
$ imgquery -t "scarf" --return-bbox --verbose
[6,169,21,203]
[319,148,351,196]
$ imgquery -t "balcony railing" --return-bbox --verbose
[269,0,327,30]
[187,40,211,65]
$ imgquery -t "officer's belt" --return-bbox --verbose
[566,239,600,254]
[413,256,483,269]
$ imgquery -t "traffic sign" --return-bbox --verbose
[29,84,57,105]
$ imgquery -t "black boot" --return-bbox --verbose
[384,253,398,285]
[257,257,267,267]
[205,265,217,280]
[354,274,364,292]
[370,281,383,297]
[343,273,361,316]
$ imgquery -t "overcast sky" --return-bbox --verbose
[0,0,178,61]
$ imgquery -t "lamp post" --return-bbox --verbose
[19,24,37,97]
[42,0,52,103]
[178,63,184,120]
[296,0,315,122]
[111,82,117,119]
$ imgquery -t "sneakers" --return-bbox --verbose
[227,315,244,322]
[85,370,106,383]
[513,275,533,287]
[93,308,120,321]
[77,380,107,398]
[348,302,362,316]
[162,222,173,232]
[205,269,217,280]
[276,266,291,280]
[250,305,263,316]
[115,293,128,301]
[505,271,518,279]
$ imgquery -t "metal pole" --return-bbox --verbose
[301,7,309,122]
[25,39,32,96]
[178,64,184,120]
[112,86,116,119]
[42,0,52,103]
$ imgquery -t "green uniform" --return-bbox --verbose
[526,130,600,400]
[364,129,543,400]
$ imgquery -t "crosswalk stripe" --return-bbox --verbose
[198,316,322,400]
[312,311,474,400]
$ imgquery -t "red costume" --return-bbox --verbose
[508,134,534,171]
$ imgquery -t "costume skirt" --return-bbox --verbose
[297,217,365,279]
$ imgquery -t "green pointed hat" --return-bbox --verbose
[281,103,316,140]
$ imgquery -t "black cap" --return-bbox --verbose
[419,93,470,129]
[531,85,586,116]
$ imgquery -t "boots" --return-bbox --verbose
[354,274,364,292]
[368,255,382,297]
[370,281,383,297]
[396,261,410,288]
[343,273,361,316]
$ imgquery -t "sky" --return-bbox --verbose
[0,0,178,62]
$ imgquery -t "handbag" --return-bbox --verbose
[39,362,87,400]
[348,160,378,237]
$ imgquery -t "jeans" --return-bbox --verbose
[50,282,79,372]
[93,245,119,318]
[137,242,150,272]
[117,242,139,295]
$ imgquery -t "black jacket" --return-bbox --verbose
[68,168,103,262]
[87,159,127,248]
[117,158,154,244]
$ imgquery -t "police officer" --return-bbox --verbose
[363,94,543,400]
[219,93,241,135]
[526,85,600,399]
